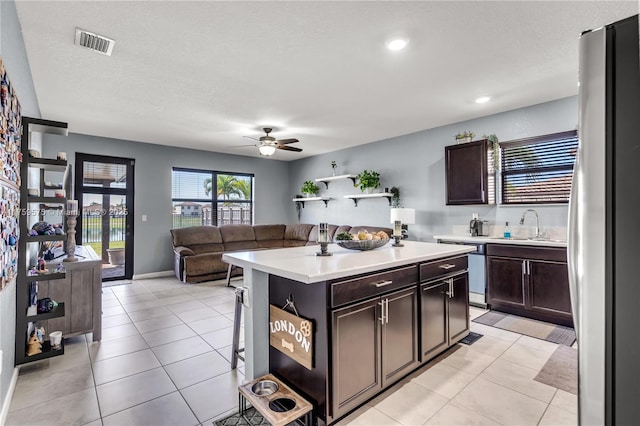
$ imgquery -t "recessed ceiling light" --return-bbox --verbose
[475,96,491,104]
[386,38,409,51]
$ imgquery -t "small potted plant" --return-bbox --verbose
[455,131,475,143]
[331,160,337,176]
[355,170,380,193]
[301,180,320,197]
[390,186,400,207]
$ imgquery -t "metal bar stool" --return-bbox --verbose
[231,286,245,369]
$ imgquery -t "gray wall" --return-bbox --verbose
[288,96,577,241]
[41,133,291,275]
[0,0,41,414]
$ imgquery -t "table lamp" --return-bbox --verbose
[390,208,415,247]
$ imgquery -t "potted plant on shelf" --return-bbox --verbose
[355,170,380,193]
[301,180,320,197]
[331,160,337,176]
[390,186,400,207]
[455,131,475,143]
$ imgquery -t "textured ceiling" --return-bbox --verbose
[15,1,638,160]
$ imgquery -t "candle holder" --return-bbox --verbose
[392,220,403,247]
[316,222,333,256]
[63,209,78,262]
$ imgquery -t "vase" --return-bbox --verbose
[364,187,374,194]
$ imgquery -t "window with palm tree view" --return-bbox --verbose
[172,168,254,228]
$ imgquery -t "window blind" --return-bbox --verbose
[500,130,578,204]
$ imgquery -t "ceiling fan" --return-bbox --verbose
[242,128,302,156]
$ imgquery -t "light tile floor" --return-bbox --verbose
[7,277,577,425]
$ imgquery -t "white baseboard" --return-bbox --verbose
[132,270,174,280]
[0,367,19,426]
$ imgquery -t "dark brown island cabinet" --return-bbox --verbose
[486,244,572,327]
[445,139,495,205]
[269,255,469,424]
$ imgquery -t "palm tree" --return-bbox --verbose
[203,175,242,200]
[234,179,252,200]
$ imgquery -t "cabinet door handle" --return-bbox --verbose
[378,300,385,324]
[373,280,393,288]
[439,264,456,270]
[450,278,455,299]
[522,260,526,277]
[385,299,389,324]
[527,260,530,275]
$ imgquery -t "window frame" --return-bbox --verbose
[171,167,254,227]
[499,130,578,205]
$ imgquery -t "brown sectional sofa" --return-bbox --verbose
[170,223,392,283]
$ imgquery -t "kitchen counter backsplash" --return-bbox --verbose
[449,224,568,241]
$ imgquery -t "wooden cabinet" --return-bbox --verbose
[332,286,419,417]
[36,247,103,341]
[486,244,572,326]
[420,272,469,362]
[445,139,495,205]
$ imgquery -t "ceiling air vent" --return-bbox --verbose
[74,28,115,56]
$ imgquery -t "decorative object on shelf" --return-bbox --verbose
[354,169,380,193]
[56,152,67,161]
[390,186,400,208]
[27,282,38,316]
[294,194,303,221]
[390,208,416,247]
[32,221,55,235]
[37,297,58,314]
[27,149,41,158]
[27,188,39,196]
[455,131,475,143]
[301,180,320,197]
[331,160,337,176]
[316,222,332,256]
[64,200,79,262]
[483,133,500,169]
[49,331,63,350]
[26,332,42,356]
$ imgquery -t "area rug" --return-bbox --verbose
[473,311,576,346]
[460,332,483,345]
[213,407,269,426]
[534,345,577,394]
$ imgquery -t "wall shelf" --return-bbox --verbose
[315,174,357,189]
[344,192,393,207]
[25,272,66,283]
[292,197,331,208]
[25,234,66,243]
[23,341,65,362]
[26,302,65,321]
[26,158,68,172]
[27,197,66,204]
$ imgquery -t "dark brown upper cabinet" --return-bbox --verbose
[445,139,495,205]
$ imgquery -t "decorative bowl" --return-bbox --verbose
[336,239,390,251]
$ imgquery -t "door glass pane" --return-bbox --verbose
[82,194,128,279]
[83,161,127,189]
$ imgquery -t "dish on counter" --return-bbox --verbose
[336,239,390,251]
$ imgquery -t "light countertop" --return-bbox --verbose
[433,234,567,248]
[222,240,474,284]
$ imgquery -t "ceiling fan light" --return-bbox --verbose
[258,145,277,156]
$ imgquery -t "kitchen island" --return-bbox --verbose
[223,240,474,423]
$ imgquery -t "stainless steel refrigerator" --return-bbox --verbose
[570,14,640,425]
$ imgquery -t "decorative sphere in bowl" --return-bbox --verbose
[336,239,390,251]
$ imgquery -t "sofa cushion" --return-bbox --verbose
[220,224,256,242]
[225,240,259,251]
[258,240,285,249]
[254,224,286,241]
[284,224,315,241]
[349,225,393,236]
[284,240,308,248]
[170,226,222,246]
[191,243,225,255]
[183,252,227,276]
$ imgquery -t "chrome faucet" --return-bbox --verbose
[520,209,541,239]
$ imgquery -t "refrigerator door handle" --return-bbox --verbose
[567,146,580,341]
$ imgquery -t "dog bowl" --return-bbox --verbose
[268,397,296,412]
[251,380,279,396]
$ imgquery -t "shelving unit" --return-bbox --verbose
[315,174,357,189]
[344,192,393,207]
[15,117,70,366]
[292,196,331,208]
